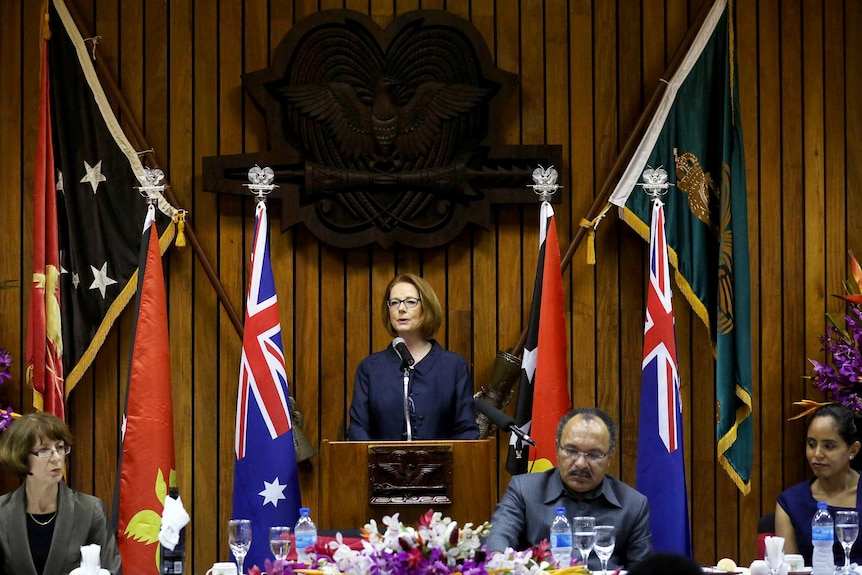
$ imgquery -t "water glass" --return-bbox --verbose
[269,526,292,561]
[593,525,615,575]
[228,519,252,575]
[572,516,596,567]
[835,510,859,575]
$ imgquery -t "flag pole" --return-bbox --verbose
[60,0,244,339]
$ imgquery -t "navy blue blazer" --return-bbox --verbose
[0,482,122,575]
[347,340,480,440]
[486,468,652,570]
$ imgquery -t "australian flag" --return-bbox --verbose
[232,200,302,570]
[635,198,692,556]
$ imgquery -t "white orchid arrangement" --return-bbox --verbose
[248,510,587,575]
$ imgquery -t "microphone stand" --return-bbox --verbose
[402,363,412,441]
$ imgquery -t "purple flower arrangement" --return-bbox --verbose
[0,349,14,432]
[808,304,862,413]
[0,349,11,384]
[804,251,862,415]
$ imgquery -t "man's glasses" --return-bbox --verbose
[386,297,421,310]
[558,445,609,463]
[31,444,71,458]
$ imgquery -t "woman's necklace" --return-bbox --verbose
[28,511,57,526]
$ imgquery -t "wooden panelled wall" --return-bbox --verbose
[1,0,860,571]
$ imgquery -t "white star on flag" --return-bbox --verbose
[72,272,80,289]
[258,477,288,507]
[80,160,107,193]
[57,170,64,194]
[89,262,118,298]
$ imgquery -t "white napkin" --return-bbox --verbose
[67,544,110,575]
[765,536,786,572]
[158,494,190,550]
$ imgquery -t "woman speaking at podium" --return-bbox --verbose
[347,273,480,441]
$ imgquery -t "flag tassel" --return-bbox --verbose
[173,210,187,247]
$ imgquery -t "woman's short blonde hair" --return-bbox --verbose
[381,273,443,339]
[0,412,73,478]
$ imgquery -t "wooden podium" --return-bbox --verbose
[319,439,498,530]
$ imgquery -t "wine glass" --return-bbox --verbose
[835,510,859,575]
[572,516,595,568]
[269,526,292,562]
[228,519,252,574]
[593,525,615,575]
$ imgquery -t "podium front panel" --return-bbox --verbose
[319,439,497,531]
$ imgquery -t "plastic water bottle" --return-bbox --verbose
[811,501,835,575]
[550,506,573,568]
[160,487,185,574]
[294,507,318,564]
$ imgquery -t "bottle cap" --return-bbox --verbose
[300,507,311,515]
[555,506,566,514]
[817,501,827,509]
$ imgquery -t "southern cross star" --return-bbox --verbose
[89,262,117,299]
[259,477,288,507]
[80,160,107,193]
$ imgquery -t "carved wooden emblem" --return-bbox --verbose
[203,10,561,248]
[368,445,453,506]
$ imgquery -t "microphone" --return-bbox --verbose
[392,337,415,368]
[474,398,537,447]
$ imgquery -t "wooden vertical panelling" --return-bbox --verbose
[615,0,643,492]
[781,0,806,500]
[2,0,861,571]
[592,0,621,481]
[0,0,24,497]
[756,0,785,536]
[848,2,862,254]
[568,0,597,413]
[166,0,195,556]
[469,0,500,453]
[191,0,222,566]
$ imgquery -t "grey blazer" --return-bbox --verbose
[0,482,122,575]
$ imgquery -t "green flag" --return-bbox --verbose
[609,0,752,494]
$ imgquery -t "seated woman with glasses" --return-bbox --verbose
[0,412,123,575]
[346,273,480,441]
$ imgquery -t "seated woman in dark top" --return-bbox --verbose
[347,273,480,441]
[776,403,862,566]
[0,412,122,575]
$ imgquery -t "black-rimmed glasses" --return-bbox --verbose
[31,444,71,458]
[386,297,421,310]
